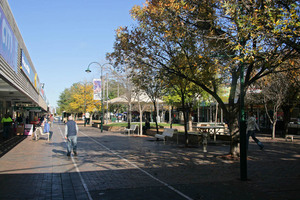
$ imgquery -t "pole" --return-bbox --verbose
[106,73,109,123]
[238,0,247,181]
[240,61,247,181]
[85,62,113,132]
[101,65,104,132]
[84,83,87,127]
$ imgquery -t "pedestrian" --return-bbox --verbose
[43,118,50,133]
[49,114,54,127]
[246,111,264,150]
[64,116,78,156]
[1,114,13,140]
[85,111,90,126]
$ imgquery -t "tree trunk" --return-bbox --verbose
[189,111,193,131]
[169,106,172,124]
[282,105,292,136]
[183,109,189,147]
[272,110,278,139]
[170,106,173,129]
[272,122,276,139]
[153,101,159,134]
[215,102,218,124]
[178,91,189,147]
[127,103,131,129]
[139,104,143,135]
[227,114,240,157]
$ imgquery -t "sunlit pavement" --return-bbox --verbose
[0,122,299,200]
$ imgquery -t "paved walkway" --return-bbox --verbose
[0,122,299,200]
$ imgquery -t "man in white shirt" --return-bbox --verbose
[85,112,90,126]
[246,112,264,150]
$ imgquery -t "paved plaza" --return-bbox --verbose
[0,122,299,200]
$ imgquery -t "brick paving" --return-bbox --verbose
[0,122,299,200]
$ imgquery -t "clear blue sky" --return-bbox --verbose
[8,0,145,108]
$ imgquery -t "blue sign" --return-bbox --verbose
[0,7,18,72]
[21,50,35,84]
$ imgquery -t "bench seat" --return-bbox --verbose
[155,128,175,144]
[124,125,138,135]
[33,126,50,141]
[285,135,294,142]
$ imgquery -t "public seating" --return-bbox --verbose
[33,125,50,141]
[155,128,175,144]
[285,134,294,142]
[124,124,138,135]
[92,122,101,128]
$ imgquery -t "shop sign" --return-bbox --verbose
[25,107,41,111]
[34,73,40,92]
[40,86,46,100]
[20,50,35,84]
[0,7,18,72]
[14,106,41,111]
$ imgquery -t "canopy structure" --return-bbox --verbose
[107,92,166,135]
[107,92,164,105]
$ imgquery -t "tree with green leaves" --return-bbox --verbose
[57,88,73,114]
[165,72,204,147]
[109,0,299,156]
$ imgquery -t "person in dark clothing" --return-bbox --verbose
[1,114,13,139]
[64,116,78,156]
[143,119,150,134]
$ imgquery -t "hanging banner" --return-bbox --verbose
[93,79,102,100]
[0,6,18,72]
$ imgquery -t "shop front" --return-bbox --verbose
[0,1,47,139]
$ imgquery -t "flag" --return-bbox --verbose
[93,79,102,100]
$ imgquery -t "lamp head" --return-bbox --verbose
[85,68,91,73]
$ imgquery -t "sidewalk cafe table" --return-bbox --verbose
[193,126,225,141]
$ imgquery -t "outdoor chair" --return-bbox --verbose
[124,124,138,135]
[33,123,50,141]
[155,128,175,144]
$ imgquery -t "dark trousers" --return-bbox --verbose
[3,126,11,139]
[85,118,90,125]
[246,130,263,150]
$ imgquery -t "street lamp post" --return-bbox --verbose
[85,62,112,132]
[238,1,247,181]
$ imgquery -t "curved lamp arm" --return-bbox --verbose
[85,62,112,73]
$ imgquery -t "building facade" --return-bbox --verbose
[0,0,47,125]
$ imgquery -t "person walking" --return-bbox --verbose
[49,114,54,127]
[85,112,90,126]
[246,111,264,150]
[64,116,78,156]
[1,114,13,140]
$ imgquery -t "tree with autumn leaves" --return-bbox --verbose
[108,0,299,156]
[57,79,127,119]
[57,82,101,118]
